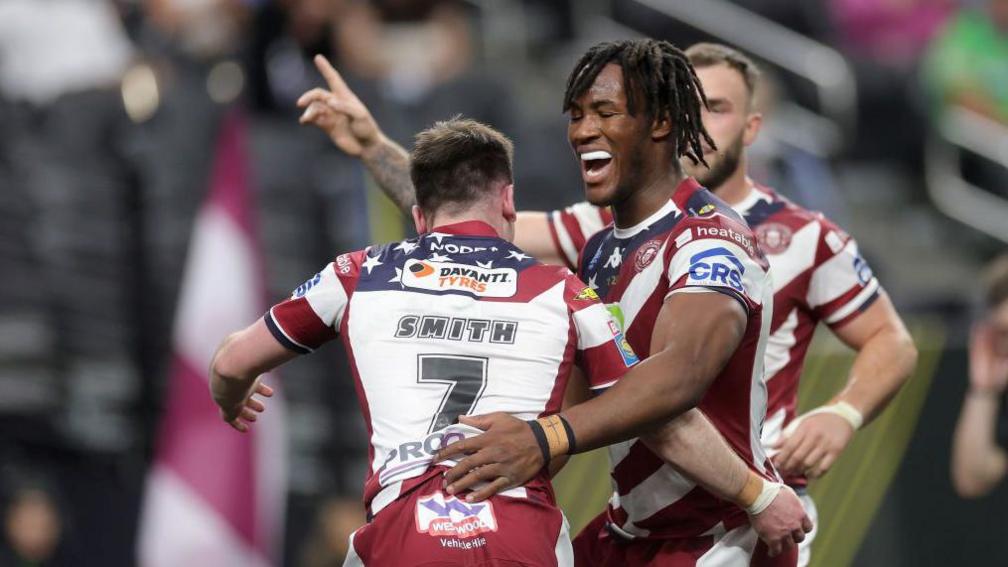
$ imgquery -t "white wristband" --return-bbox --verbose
[746,480,782,516]
[783,401,864,437]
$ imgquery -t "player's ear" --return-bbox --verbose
[502,183,516,224]
[412,205,429,235]
[742,111,762,147]
[651,112,673,140]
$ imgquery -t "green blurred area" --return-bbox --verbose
[554,320,945,566]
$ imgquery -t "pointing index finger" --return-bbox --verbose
[314,54,353,97]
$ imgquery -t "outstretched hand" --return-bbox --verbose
[219,379,274,433]
[297,55,381,156]
[435,413,546,503]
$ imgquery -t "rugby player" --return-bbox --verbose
[497,43,919,567]
[299,40,814,565]
[209,119,640,564]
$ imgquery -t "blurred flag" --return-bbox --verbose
[138,109,286,566]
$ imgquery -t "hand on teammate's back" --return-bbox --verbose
[772,412,855,478]
[749,485,813,557]
[435,413,545,503]
[297,55,381,157]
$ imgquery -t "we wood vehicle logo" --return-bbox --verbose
[415,493,498,538]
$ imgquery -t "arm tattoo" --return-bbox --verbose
[363,140,415,214]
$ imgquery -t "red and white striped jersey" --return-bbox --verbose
[576,178,775,540]
[264,221,638,517]
[738,184,880,487]
[547,183,882,491]
[548,202,613,271]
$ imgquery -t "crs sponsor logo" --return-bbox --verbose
[292,272,321,298]
[687,247,745,293]
[634,239,662,272]
[402,259,517,297]
[415,493,498,539]
[696,225,755,256]
[377,429,467,486]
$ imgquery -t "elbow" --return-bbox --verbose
[883,325,918,386]
[952,466,995,499]
[897,331,919,384]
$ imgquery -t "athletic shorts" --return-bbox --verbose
[345,473,573,566]
[571,511,797,567]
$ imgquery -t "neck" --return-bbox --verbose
[428,210,503,237]
[611,167,686,228]
[708,156,753,206]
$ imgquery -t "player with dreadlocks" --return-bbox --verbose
[298,38,812,565]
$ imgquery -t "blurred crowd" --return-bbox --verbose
[0,0,1005,565]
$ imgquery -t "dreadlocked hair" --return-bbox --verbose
[562,39,715,167]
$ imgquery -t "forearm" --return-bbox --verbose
[639,409,752,503]
[208,320,296,413]
[209,335,258,412]
[952,391,1008,497]
[360,134,415,214]
[835,327,917,423]
[562,348,708,454]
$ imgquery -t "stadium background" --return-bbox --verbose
[0,0,1005,565]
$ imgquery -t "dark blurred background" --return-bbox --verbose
[0,0,1005,565]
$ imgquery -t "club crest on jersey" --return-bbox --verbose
[416,493,498,539]
[575,287,600,301]
[634,239,662,272]
[755,223,792,255]
[687,247,745,293]
[292,272,321,298]
[402,259,517,297]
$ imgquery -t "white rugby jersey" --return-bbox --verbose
[264,221,638,517]
[548,183,881,491]
[576,178,775,540]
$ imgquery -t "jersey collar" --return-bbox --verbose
[731,178,773,215]
[430,220,500,238]
[611,177,696,239]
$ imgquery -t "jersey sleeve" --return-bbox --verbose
[547,202,612,271]
[664,219,769,315]
[264,250,364,353]
[564,275,639,391]
[805,218,881,328]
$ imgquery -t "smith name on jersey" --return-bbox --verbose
[263,221,637,518]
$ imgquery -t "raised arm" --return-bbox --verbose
[298,55,415,213]
[952,323,1008,498]
[298,56,591,266]
[773,293,917,478]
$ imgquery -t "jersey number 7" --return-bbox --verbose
[417,354,488,434]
